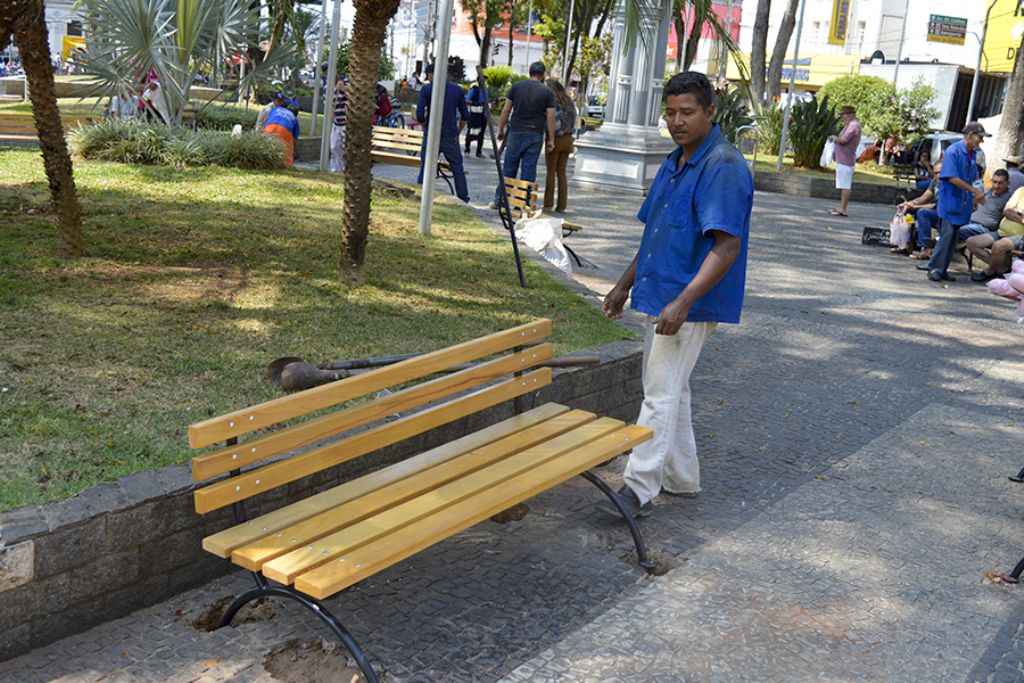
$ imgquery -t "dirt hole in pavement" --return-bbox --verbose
[192,596,278,632]
[264,638,368,682]
[620,549,680,577]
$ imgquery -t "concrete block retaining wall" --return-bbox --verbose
[754,171,906,205]
[0,341,643,661]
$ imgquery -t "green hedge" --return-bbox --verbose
[71,120,284,170]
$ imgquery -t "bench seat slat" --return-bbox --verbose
[192,344,553,480]
[231,409,596,570]
[261,417,626,584]
[201,402,570,557]
[370,152,420,167]
[295,424,653,598]
[194,367,552,513]
[188,318,551,448]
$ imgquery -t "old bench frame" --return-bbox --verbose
[188,319,654,682]
[370,125,454,195]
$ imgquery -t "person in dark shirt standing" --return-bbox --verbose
[416,63,471,203]
[491,61,556,208]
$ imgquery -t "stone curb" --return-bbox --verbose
[754,170,907,205]
[0,337,643,662]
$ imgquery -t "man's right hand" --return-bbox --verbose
[973,188,986,204]
[602,287,629,319]
[497,129,505,142]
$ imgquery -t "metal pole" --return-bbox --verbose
[524,1,533,67]
[319,0,343,171]
[719,0,733,80]
[310,0,329,135]
[892,0,911,86]
[776,0,806,171]
[563,0,576,82]
[967,0,998,123]
[417,0,455,237]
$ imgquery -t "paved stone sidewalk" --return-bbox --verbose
[4,159,1024,681]
[501,401,1024,682]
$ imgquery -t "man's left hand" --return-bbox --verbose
[654,299,690,335]
[546,140,555,153]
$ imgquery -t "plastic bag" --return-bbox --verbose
[888,209,910,249]
[514,216,573,276]
[819,140,835,168]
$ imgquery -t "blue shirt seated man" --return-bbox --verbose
[598,71,753,520]
[416,63,471,203]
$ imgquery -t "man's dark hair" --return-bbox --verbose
[664,71,714,109]
[994,168,1010,180]
[528,61,546,77]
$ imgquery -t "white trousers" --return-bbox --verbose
[329,124,346,173]
[624,318,716,505]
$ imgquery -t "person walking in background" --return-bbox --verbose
[827,105,861,217]
[599,72,752,520]
[465,82,487,158]
[491,61,556,209]
[543,79,576,214]
[416,63,471,203]
[329,75,349,173]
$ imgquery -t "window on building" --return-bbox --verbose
[856,21,866,52]
[67,20,83,37]
[812,21,821,49]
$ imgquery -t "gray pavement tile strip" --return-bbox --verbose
[4,163,1024,681]
[500,402,1024,683]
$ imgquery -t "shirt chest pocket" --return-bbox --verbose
[664,185,696,230]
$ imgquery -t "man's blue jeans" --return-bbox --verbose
[914,208,938,250]
[494,130,544,202]
[418,135,470,202]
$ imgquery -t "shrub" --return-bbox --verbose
[757,105,784,156]
[819,75,891,119]
[193,106,259,131]
[483,65,515,92]
[789,95,839,169]
[713,86,753,144]
[72,121,282,170]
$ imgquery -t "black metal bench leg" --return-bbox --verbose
[436,167,455,195]
[1009,465,1024,483]
[563,243,583,268]
[217,583,380,683]
[1008,556,1024,583]
[579,471,657,574]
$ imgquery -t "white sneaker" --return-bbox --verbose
[487,201,499,210]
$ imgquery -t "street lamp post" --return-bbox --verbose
[319,0,344,171]
[417,0,455,237]
[967,0,998,123]
[892,0,911,86]
[776,0,806,171]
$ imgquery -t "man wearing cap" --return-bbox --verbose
[828,106,861,217]
[416,63,471,203]
[916,122,988,282]
[1004,156,1024,194]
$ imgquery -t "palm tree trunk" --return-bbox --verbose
[9,1,84,256]
[765,0,798,103]
[341,0,402,282]
[996,34,1024,162]
[749,0,770,109]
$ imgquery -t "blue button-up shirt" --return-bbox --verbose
[938,138,977,225]
[631,124,753,324]
[416,81,470,138]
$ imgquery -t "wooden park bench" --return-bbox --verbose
[0,112,89,144]
[502,177,583,267]
[187,319,654,682]
[370,125,454,194]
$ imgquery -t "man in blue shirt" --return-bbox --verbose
[416,63,471,203]
[600,71,753,520]
[917,122,988,282]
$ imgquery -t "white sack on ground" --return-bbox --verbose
[514,216,573,276]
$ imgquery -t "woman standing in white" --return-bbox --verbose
[828,106,861,217]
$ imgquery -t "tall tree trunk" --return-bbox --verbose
[264,2,291,59]
[674,16,685,73]
[479,28,492,69]
[507,27,515,66]
[996,34,1024,162]
[341,0,402,281]
[749,0,771,109]
[6,1,83,256]
[683,9,701,70]
[765,0,798,103]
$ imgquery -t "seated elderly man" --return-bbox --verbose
[967,180,1024,282]
[956,169,1011,240]
[896,163,940,258]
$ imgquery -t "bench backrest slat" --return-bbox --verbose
[191,342,553,480]
[187,318,551,448]
[193,367,552,513]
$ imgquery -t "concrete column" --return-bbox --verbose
[571,0,675,195]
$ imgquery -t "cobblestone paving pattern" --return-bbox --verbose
[3,156,1024,681]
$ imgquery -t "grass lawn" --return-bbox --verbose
[751,155,894,186]
[0,149,629,511]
